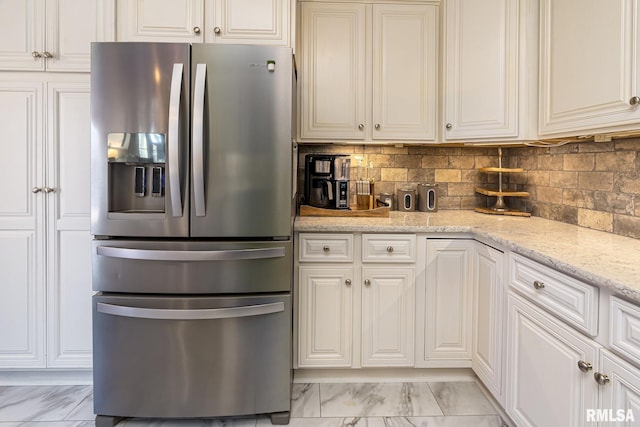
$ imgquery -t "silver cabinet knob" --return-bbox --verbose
[345,279,351,286]
[578,360,593,373]
[386,246,394,253]
[630,96,640,106]
[214,26,221,34]
[375,123,380,130]
[193,26,201,34]
[533,280,545,290]
[32,51,42,58]
[43,187,55,193]
[445,123,453,129]
[358,123,364,130]
[42,51,52,59]
[594,372,610,385]
[364,279,371,286]
[32,187,42,193]
[322,245,330,253]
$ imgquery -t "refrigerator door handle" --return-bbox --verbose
[97,302,284,320]
[96,245,285,261]
[193,63,207,217]
[168,63,184,217]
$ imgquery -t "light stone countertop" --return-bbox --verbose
[295,210,640,303]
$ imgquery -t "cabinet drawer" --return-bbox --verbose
[509,253,598,336]
[362,234,416,262]
[610,296,640,366]
[299,233,353,262]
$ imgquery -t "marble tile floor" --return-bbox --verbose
[0,381,503,427]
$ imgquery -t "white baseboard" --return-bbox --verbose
[0,370,92,386]
[293,367,477,383]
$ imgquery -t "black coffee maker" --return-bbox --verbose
[304,154,350,209]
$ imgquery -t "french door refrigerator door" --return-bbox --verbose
[91,42,190,238]
[190,44,293,238]
[93,293,291,419]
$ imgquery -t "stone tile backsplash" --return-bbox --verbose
[297,137,640,239]
[506,138,640,239]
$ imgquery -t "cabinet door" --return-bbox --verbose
[506,292,600,427]
[442,0,519,140]
[46,79,93,368]
[423,239,473,365]
[298,266,353,367]
[298,2,366,140]
[45,0,101,72]
[0,78,46,367]
[372,4,437,141]
[116,0,205,42]
[0,0,45,71]
[539,0,640,136]
[472,243,505,405]
[361,267,415,367]
[209,0,289,45]
[598,350,640,426]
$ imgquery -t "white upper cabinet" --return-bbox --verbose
[372,4,437,141]
[298,2,366,140]
[298,1,438,143]
[539,0,640,137]
[441,0,538,143]
[115,0,290,45]
[0,0,105,72]
[116,0,205,42]
[210,0,290,45]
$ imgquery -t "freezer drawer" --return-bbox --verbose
[92,240,291,293]
[93,293,291,419]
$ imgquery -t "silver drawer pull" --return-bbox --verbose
[323,245,330,253]
[96,246,285,262]
[364,279,371,286]
[387,246,394,253]
[594,372,610,385]
[533,280,545,290]
[97,302,284,320]
[345,279,351,286]
[577,360,593,373]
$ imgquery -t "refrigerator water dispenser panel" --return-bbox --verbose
[107,132,166,213]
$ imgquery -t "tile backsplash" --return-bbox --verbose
[505,138,640,239]
[297,138,640,239]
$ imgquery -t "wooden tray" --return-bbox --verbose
[299,205,390,217]
[474,207,531,217]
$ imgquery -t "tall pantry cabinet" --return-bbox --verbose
[0,0,105,371]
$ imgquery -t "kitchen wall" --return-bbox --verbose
[297,137,640,240]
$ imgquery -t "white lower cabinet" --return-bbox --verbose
[297,233,416,368]
[361,267,415,367]
[298,266,354,367]
[506,291,600,427]
[597,350,640,425]
[418,239,473,367]
[0,74,92,369]
[472,242,505,405]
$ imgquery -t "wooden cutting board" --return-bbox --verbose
[299,205,390,217]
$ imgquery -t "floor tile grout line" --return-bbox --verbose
[425,381,446,417]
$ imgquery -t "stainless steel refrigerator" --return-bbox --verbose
[90,42,295,426]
